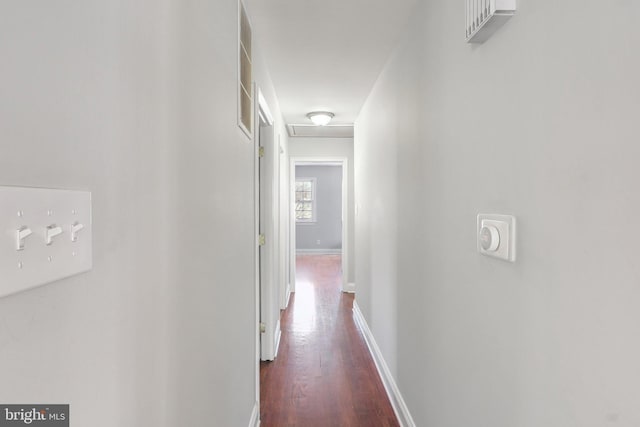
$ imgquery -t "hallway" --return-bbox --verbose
[260,255,399,427]
[2,1,639,425]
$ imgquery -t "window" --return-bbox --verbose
[238,2,253,137]
[295,178,316,222]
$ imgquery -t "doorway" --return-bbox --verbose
[289,158,349,294]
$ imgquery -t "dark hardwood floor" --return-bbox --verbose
[260,254,400,427]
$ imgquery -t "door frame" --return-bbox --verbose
[256,88,281,364]
[289,157,349,292]
[254,87,278,417]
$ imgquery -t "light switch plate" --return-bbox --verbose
[477,213,516,262]
[0,186,92,298]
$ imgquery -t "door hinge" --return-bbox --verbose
[260,322,266,333]
[259,146,265,158]
[259,234,266,246]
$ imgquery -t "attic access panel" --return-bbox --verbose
[287,124,354,138]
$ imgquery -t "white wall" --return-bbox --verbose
[355,1,640,426]
[0,1,285,426]
[166,0,255,423]
[289,138,355,284]
[0,2,174,426]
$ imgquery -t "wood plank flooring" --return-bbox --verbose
[260,254,400,427]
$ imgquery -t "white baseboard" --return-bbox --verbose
[352,301,416,427]
[342,282,356,293]
[248,401,260,427]
[296,248,342,255]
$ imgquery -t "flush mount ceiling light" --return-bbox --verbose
[307,111,335,126]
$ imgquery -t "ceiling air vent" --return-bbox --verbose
[466,0,516,43]
[287,124,354,138]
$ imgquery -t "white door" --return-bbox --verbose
[257,95,280,361]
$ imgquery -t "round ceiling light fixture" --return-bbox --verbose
[306,111,334,126]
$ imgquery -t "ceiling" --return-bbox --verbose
[245,0,418,127]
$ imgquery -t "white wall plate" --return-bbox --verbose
[0,186,92,298]
[477,213,516,262]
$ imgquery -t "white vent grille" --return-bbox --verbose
[287,124,354,138]
[466,0,516,43]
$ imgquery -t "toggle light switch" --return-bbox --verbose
[1,186,92,298]
[71,222,84,242]
[16,227,33,251]
[45,225,63,246]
